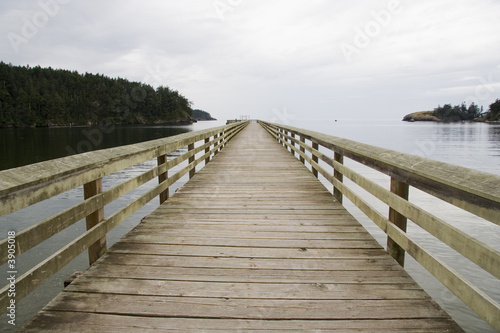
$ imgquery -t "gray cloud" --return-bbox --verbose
[1,0,499,121]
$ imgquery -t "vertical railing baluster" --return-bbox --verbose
[300,136,305,164]
[83,179,106,265]
[188,143,195,179]
[387,178,409,266]
[312,142,319,178]
[214,133,219,156]
[334,152,343,204]
[205,137,210,165]
[291,133,296,157]
[157,154,168,204]
[218,130,223,152]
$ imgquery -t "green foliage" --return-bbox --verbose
[484,99,500,121]
[433,102,482,121]
[0,62,194,127]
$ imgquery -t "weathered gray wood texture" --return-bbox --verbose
[20,124,464,332]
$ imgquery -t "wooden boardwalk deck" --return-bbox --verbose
[21,124,463,332]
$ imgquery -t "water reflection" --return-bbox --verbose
[0,125,193,170]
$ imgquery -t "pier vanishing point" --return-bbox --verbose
[1,121,499,332]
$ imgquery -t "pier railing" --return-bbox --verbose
[260,121,500,331]
[0,121,248,312]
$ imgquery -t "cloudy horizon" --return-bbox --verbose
[1,0,500,123]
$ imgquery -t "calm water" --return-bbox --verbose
[1,119,499,332]
[0,124,198,170]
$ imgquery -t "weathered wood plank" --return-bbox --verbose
[127,223,368,233]
[92,253,409,270]
[120,228,373,242]
[65,276,428,300]
[83,264,415,284]
[40,293,454,320]
[119,238,381,249]
[107,243,387,258]
[21,311,464,333]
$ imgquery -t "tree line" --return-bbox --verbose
[434,99,500,122]
[0,62,195,127]
[484,99,500,121]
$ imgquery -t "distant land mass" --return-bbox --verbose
[403,99,500,122]
[402,111,443,122]
[0,62,203,127]
[193,109,217,121]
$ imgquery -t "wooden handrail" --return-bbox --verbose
[260,122,500,225]
[0,121,249,311]
[259,120,500,332]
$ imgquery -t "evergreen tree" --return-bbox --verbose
[0,62,195,127]
[485,99,500,121]
[433,102,484,121]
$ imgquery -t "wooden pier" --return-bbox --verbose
[19,124,465,332]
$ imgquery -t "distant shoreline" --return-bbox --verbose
[402,111,491,123]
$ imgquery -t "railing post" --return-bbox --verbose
[300,136,305,164]
[205,137,210,165]
[188,143,195,179]
[312,142,319,178]
[291,133,296,157]
[83,179,106,265]
[334,152,343,204]
[214,133,219,156]
[157,154,168,204]
[387,177,409,266]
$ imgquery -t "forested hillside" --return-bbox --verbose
[0,62,195,127]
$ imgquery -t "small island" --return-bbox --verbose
[403,111,441,122]
[403,99,500,122]
[193,109,217,121]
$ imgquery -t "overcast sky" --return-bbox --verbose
[1,0,500,122]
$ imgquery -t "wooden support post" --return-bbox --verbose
[278,129,282,145]
[214,133,219,156]
[334,152,344,204]
[312,142,319,178]
[300,136,305,164]
[157,154,168,204]
[205,137,210,165]
[83,179,106,265]
[188,143,195,179]
[291,133,296,157]
[387,178,409,266]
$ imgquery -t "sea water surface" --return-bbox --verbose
[1,119,499,332]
